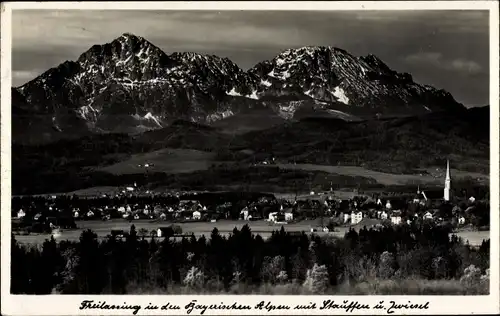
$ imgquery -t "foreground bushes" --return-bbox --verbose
[11,224,490,295]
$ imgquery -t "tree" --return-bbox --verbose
[303,264,329,294]
[138,228,149,240]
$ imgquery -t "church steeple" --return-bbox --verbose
[444,159,451,201]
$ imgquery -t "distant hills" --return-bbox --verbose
[12,105,489,195]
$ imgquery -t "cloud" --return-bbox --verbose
[13,70,42,83]
[404,52,484,75]
[450,58,483,73]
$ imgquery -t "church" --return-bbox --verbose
[412,160,452,203]
[443,159,452,201]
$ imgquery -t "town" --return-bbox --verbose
[11,161,490,241]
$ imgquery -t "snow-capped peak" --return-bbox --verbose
[13,34,465,142]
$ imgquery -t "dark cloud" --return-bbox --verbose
[12,10,489,107]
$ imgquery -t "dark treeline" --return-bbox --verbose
[11,224,490,295]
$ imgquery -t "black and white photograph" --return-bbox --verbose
[1,1,499,315]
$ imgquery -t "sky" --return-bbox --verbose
[12,10,490,107]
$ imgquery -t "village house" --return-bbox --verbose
[343,212,351,224]
[423,211,433,220]
[17,209,25,219]
[390,211,402,225]
[240,207,250,220]
[380,210,388,220]
[268,212,278,222]
[192,210,202,220]
[458,216,466,225]
[284,208,294,222]
[385,200,392,210]
[351,211,363,225]
[413,186,428,205]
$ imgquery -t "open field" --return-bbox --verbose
[12,219,490,246]
[271,163,489,186]
[99,148,216,175]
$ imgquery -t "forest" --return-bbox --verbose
[11,224,490,295]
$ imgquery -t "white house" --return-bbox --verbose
[192,211,201,220]
[343,213,351,223]
[118,206,126,213]
[126,187,135,192]
[380,211,388,220]
[73,211,79,218]
[351,211,363,225]
[268,212,278,222]
[423,211,433,220]
[385,201,392,210]
[458,216,466,225]
[391,215,402,225]
[17,209,25,219]
[406,219,412,225]
[376,198,383,206]
[469,196,476,203]
[240,207,249,220]
[284,209,294,222]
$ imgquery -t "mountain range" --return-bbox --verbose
[13,33,467,144]
[11,33,489,195]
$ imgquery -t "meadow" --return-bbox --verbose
[271,164,489,186]
[98,148,216,175]
[13,219,490,247]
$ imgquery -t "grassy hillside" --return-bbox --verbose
[225,107,489,174]
[12,107,489,195]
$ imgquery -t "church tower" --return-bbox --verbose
[444,160,451,201]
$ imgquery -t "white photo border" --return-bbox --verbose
[1,1,499,315]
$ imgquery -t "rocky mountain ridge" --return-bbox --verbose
[13,33,465,144]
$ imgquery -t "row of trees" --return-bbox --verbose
[11,224,490,294]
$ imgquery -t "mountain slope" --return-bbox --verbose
[229,106,489,174]
[11,107,489,195]
[13,33,465,144]
[249,47,463,116]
